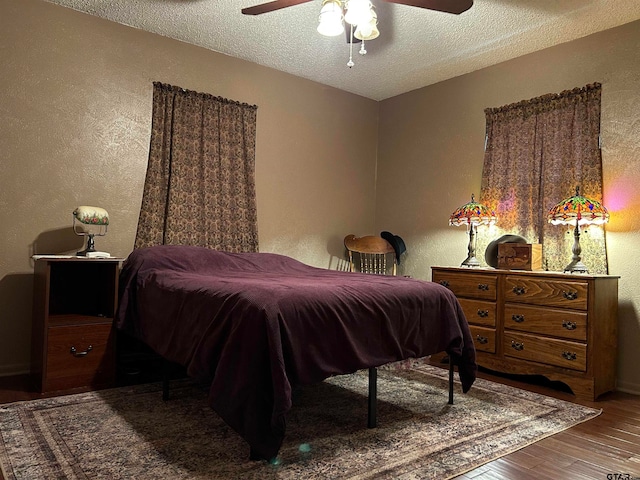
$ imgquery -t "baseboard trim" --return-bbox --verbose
[0,363,30,378]
[616,380,640,396]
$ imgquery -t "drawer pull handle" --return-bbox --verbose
[475,335,489,344]
[511,314,525,323]
[562,290,578,300]
[510,341,524,351]
[477,309,489,318]
[70,345,93,357]
[478,284,489,291]
[512,286,526,295]
[562,351,577,361]
[438,280,450,288]
[562,320,577,330]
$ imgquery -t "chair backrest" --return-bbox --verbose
[344,234,397,275]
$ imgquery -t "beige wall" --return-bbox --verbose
[377,21,640,394]
[0,0,378,375]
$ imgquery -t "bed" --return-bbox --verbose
[115,245,477,461]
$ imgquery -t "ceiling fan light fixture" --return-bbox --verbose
[317,0,345,37]
[354,9,378,40]
[344,0,373,26]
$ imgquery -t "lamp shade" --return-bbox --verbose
[73,206,109,225]
[317,0,344,37]
[449,194,497,227]
[354,10,379,40]
[345,0,373,26]
[547,186,609,226]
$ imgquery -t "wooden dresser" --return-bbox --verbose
[431,266,619,401]
[31,256,120,393]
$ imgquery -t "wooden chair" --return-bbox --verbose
[342,234,453,428]
[344,234,397,276]
[344,233,398,429]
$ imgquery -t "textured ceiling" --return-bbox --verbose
[44,0,640,100]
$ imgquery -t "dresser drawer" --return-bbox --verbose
[469,325,496,353]
[504,304,587,341]
[504,276,588,310]
[459,298,496,327]
[45,323,114,391]
[432,271,497,301]
[504,332,587,372]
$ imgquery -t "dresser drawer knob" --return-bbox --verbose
[477,309,489,318]
[510,341,524,351]
[70,345,93,357]
[562,290,578,300]
[562,320,577,330]
[512,286,526,295]
[562,351,577,361]
[438,280,450,288]
[511,314,525,323]
[478,284,489,291]
[475,335,489,344]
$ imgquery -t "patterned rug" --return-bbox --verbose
[0,364,600,480]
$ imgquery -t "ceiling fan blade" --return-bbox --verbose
[385,0,473,15]
[242,0,313,15]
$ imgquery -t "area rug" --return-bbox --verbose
[0,364,600,480]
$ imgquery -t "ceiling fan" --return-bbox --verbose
[241,0,473,16]
[242,0,473,67]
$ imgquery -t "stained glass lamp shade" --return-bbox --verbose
[449,194,497,267]
[547,186,609,273]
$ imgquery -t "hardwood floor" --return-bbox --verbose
[1,369,639,480]
[458,369,640,479]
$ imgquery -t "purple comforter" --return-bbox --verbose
[116,245,476,460]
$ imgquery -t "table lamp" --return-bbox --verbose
[73,206,110,257]
[449,194,497,267]
[547,186,609,273]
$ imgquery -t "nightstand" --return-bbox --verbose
[31,256,121,393]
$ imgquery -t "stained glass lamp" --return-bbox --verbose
[547,186,609,273]
[449,194,497,267]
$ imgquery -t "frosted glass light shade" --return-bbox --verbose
[317,0,344,36]
[345,0,372,26]
[354,10,379,40]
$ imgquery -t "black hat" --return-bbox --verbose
[380,231,406,264]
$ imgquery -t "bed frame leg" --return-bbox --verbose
[368,367,377,428]
[448,358,454,405]
[162,358,170,401]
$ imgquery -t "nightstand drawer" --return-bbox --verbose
[504,304,587,341]
[45,323,114,391]
[469,325,496,353]
[432,272,497,301]
[459,298,496,327]
[504,332,586,371]
[504,276,588,310]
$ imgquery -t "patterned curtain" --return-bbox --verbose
[134,82,259,252]
[480,83,607,273]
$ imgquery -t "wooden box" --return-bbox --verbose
[497,243,542,270]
